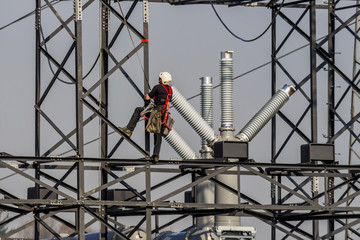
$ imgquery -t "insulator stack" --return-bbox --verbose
[220,51,234,129]
[200,77,214,148]
[165,129,196,160]
[215,52,240,228]
[171,86,217,145]
[197,77,214,228]
[236,84,296,142]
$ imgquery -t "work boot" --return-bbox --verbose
[152,155,159,163]
[118,127,133,138]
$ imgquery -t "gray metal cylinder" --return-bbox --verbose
[171,86,218,145]
[215,173,240,227]
[164,128,196,160]
[235,84,296,142]
[195,180,215,228]
[220,51,234,129]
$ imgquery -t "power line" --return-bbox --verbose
[0,0,60,31]
[209,0,284,42]
[116,1,152,91]
[40,26,74,84]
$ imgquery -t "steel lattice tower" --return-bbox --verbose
[2,0,360,240]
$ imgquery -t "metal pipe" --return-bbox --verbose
[165,128,196,160]
[171,86,219,146]
[235,84,296,142]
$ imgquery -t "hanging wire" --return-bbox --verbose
[0,169,27,182]
[83,53,100,80]
[0,0,60,31]
[209,0,285,42]
[40,26,74,84]
[41,27,100,82]
[116,1,152,90]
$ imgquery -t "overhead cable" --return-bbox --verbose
[0,0,60,31]
[40,26,74,84]
[83,53,100,80]
[186,34,327,103]
[116,1,152,91]
[209,0,284,42]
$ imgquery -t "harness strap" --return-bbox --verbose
[141,84,172,130]
[160,84,172,127]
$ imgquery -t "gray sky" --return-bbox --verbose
[1,0,359,238]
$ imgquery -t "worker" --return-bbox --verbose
[119,72,173,162]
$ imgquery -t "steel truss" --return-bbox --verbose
[268,0,360,239]
[1,0,360,239]
[2,157,360,240]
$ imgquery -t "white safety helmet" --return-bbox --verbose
[159,72,172,85]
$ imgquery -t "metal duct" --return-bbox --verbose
[171,86,218,145]
[220,51,234,129]
[235,84,296,142]
[165,128,196,160]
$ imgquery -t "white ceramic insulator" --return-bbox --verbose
[165,128,196,160]
[220,51,234,127]
[171,86,216,144]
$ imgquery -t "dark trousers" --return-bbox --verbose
[126,106,162,156]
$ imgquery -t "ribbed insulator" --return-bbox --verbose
[220,51,234,127]
[200,77,213,147]
[165,129,196,160]
[171,86,216,144]
[236,84,296,142]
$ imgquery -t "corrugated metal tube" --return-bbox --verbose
[235,84,296,142]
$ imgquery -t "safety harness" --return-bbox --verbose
[160,84,172,131]
[141,84,172,131]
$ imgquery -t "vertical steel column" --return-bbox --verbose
[327,0,335,238]
[270,7,277,240]
[100,1,110,239]
[34,1,41,239]
[75,0,85,239]
[145,163,152,240]
[348,3,360,239]
[310,3,318,143]
[310,1,319,239]
[143,0,150,153]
